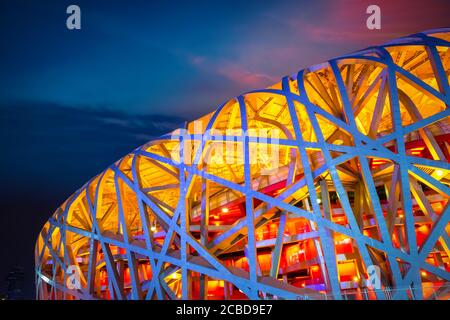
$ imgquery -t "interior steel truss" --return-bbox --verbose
[36,29,450,300]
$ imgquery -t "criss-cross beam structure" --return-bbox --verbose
[36,29,450,300]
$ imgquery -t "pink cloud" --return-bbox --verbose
[185,0,449,91]
[188,55,278,88]
[215,63,278,87]
[285,0,449,44]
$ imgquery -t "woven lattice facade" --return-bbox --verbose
[36,29,450,300]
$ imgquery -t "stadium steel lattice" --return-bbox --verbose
[36,29,450,300]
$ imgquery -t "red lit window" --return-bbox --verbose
[335,237,353,254]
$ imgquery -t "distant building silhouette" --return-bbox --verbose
[5,266,24,300]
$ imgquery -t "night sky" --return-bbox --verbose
[0,0,449,299]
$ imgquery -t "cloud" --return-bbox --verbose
[0,101,187,189]
[188,54,279,89]
[215,63,279,87]
[184,0,450,94]
[280,0,450,45]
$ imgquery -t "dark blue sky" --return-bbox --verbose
[2,0,448,117]
[0,0,449,299]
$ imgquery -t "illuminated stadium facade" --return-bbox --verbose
[36,29,450,300]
